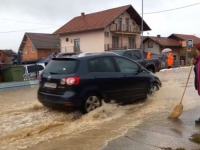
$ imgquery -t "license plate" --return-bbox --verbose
[44,82,57,88]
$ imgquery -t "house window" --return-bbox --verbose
[118,18,122,31]
[148,41,153,48]
[66,38,69,42]
[112,37,119,48]
[24,47,27,53]
[31,46,35,53]
[126,18,129,31]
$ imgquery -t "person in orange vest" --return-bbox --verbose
[167,53,173,68]
[147,52,151,59]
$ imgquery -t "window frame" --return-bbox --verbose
[24,47,28,54]
[31,46,35,53]
[148,41,153,48]
[118,18,122,31]
[126,18,129,31]
[87,56,117,73]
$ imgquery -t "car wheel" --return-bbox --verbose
[82,94,102,114]
[148,83,159,95]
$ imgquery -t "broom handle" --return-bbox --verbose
[180,65,193,103]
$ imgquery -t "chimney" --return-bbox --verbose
[157,35,161,41]
[81,12,85,18]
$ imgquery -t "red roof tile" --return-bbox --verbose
[19,33,60,50]
[54,5,151,34]
[144,36,181,47]
[169,34,200,44]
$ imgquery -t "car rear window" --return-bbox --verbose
[43,59,79,75]
[132,51,141,60]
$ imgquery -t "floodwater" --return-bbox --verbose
[0,67,198,150]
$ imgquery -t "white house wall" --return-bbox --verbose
[60,30,105,53]
[105,11,141,49]
[144,39,160,54]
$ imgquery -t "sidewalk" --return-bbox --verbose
[103,98,200,150]
[0,80,39,91]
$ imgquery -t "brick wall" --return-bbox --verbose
[38,49,59,59]
[22,38,38,61]
[0,51,7,63]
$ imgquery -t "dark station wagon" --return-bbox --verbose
[38,52,161,114]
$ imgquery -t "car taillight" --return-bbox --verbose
[60,77,80,85]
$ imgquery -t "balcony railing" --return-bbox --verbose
[104,43,137,51]
[60,46,75,53]
[110,24,140,33]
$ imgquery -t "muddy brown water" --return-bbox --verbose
[0,67,198,150]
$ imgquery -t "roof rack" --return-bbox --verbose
[78,52,118,57]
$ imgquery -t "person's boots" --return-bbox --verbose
[195,118,200,124]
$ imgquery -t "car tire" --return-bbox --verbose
[148,83,159,95]
[81,94,102,114]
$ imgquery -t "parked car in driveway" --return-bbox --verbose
[109,49,161,73]
[38,52,161,114]
[23,64,44,80]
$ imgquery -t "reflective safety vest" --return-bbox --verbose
[167,53,173,66]
[147,52,151,59]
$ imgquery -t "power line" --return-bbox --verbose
[0,17,56,26]
[1,2,200,33]
[144,2,200,14]
[0,26,60,33]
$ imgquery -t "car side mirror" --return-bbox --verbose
[138,66,143,73]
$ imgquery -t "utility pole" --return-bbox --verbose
[141,0,144,52]
[186,47,188,65]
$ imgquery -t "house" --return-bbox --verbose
[169,34,200,45]
[0,49,16,64]
[143,35,181,62]
[143,34,200,63]
[54,5,151,53]
[19,33,60,63]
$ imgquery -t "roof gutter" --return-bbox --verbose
[53,28,104,35]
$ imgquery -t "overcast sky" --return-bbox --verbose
[0,0,200,52]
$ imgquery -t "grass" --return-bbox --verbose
[190,133,200,144]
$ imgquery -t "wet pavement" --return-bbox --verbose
[0,67,200,150]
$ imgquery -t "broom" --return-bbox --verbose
[168,65,193,119]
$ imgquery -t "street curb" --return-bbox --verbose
[0,80,39,91]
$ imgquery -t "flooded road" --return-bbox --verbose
[0,67,199,150]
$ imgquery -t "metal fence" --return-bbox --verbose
[105,43,137,51]
[60,46,75,53]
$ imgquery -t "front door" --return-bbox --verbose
[74,39,80,54]
[114,57,148,102]
[129,37,135,49]
[87,57,123,102]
